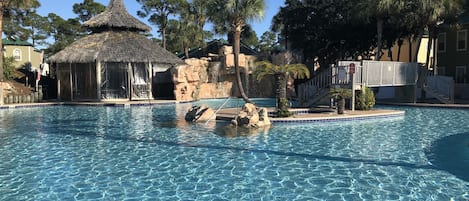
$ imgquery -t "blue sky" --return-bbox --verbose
[37,0,284,38]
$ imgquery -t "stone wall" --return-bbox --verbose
[172,58,233,101]
[170,46,284,101]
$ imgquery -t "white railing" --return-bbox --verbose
[297,67,332,104]
[426,76,454,102]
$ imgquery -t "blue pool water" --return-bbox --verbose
[0,99,468,200]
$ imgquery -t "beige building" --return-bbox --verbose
[2,38,42,71]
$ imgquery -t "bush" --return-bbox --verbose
[3,56,16,81]
[355,86,375,110]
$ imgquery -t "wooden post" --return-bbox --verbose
[351,73,355,111]
[96,61,102,101]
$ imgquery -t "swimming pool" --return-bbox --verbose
[0,100,468,200]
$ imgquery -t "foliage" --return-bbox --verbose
[136,0,184,49]
[0,0,41,82]
[257,31,279,53]
[2,57,16,81]
[166,0,213,56]
[255,59,310,117]
[276,97,292,117]
[254,60,310,81]
[272,0,376,67]
[329,87,352,100]
[271,0,465,66]
[207,0,265,104]
[45,14,85,56]
[73,0,106,23]
[355,86,376,110]
[227,24,259,49]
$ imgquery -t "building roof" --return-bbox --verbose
[48,31,183,64]
[179,39,260,59]
[2,38,33,46]
[83,0,151,33]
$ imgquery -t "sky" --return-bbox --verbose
[36,0,284,39]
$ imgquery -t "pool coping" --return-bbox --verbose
[0,100,195,109]
[216,107,405,124]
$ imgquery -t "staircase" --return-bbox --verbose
[298,67,333,107]
[422,75,454,104]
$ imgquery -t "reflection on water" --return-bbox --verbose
[215,124,270,139]
[425,133,469,182]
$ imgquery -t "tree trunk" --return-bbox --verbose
[376,18,383,61]
[184,46,189,59]
[408,37,412,62]
[397,39,403,61]
[162,28,167,49]
[337,98,345,114]
[275,72,291,117]
[233,27,251,103]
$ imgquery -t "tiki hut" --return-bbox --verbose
[48,0,183,101]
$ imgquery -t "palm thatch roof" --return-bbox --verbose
[83,0,151,32]
[48,31,183,64]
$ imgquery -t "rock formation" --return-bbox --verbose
[172,58,233,101]
[231,103,271,128]
[185,105,216,123]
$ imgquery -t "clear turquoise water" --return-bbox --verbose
[0,99,468,200]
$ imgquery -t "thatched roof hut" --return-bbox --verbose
[48,31,182,64]
[83,0,150,33]
[48,0,183,101]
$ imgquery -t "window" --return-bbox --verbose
[13,48,22,61]
[438,33,446,52]
[457,30,467,51]
[456,66,466,83]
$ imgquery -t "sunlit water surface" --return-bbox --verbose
[0,99,468,200]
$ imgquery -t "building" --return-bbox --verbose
[48,0,183,101]
[437,13,469,99]
[437,15,469,82]
[2,38,42,71]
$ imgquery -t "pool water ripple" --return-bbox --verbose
[0,101,469,200]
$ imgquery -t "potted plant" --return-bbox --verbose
[329,87,352,114]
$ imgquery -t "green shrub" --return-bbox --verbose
[355,86,375,110]
[3,56,16,81]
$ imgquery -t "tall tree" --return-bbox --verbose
[136,0,184,49]
[45,14,85,56]
[272,0,376,68]
[355,0,403,61]
[258,31,279,54]
[207,0,265,104]
[73,0,106,23]
[0,0,40,84]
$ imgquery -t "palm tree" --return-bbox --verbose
[0,0,40,104]
[255,59,310,117]
[207,0,265,104]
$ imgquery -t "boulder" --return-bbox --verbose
[232,103,271,128]
[185,105,216,123]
